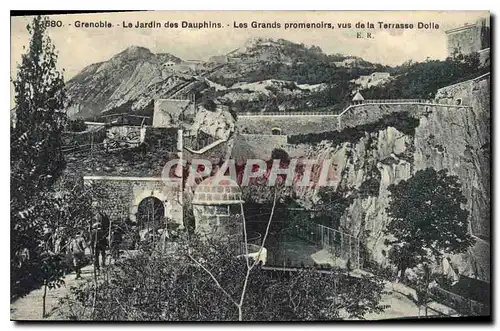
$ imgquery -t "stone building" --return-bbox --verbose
[445,18,490,58]
[83,176,184,228]
[192,177,244,236]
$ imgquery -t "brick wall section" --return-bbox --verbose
[237,104,428,136]
[447,25,482,56]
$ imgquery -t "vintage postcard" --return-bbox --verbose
[10,10,491,321]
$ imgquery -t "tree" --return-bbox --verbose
[11,15,68,301]
[313,187,351,229]
[384,168,474,282]
[58,180,386,321]
[61,229,387,321]
[363,53,487,100]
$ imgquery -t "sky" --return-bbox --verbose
[10,11,489,101]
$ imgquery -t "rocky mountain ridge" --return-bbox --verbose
[65,39,386,119]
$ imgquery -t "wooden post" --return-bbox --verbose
[42,280,47,318]
[90,130,94,157]
[320,225,324,248]
[349,236,352,266]
[332,231,336,256]
[340,232,344,260]
[108,219,112,264]
[357,238,361,269]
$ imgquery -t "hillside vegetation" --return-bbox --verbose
[64,39,488,119]
[363,53,488,100]
[65,39,388,118]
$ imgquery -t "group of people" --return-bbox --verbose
[43,221,124,279]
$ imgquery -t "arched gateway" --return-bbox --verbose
[83,176,184,228]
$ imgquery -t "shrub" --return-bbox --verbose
[60,232,387,321]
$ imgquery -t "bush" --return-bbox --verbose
[289,112,420,146]
[60,232,387,321]
[363,53,488,100]
[67,119,88,132]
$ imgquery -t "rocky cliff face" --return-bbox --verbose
[65,39,382,120]
[66,46,185,119]
[296,74,490,281]
[190,108,236,141]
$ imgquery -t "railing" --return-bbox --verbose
[237,232,267,265]
[240,111,339,117]
[291,221,361,269]
[238,98,470,118]
[359,99,431,104]
[428,283,489,316]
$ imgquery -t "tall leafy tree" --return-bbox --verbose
[11,15,67,299]
[384,168,474,281]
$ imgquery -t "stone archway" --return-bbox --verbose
[271,127,282,135]
[136,196,165,232]
[83,176,184,230]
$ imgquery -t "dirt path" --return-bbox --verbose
[10,258,105,321]
[11,253,458,321]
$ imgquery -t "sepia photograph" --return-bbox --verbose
[9,10,491,322]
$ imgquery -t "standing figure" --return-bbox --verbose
[53,228,61,253]
[110,228,122,261]
[70,230,87,279]
[55,227,68,254]
[60,231,68,255]
[131,226,140,250]
[90,222,108,273]
[43,227,54,253]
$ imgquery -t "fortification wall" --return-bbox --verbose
[237,115,339,135]
[237,104,428,136]
[241,133,287,145]
[338,104,424,130]
[430,73,490,237]
[435,73,490,107]
[447,25,482,56]
[83,176,183,226]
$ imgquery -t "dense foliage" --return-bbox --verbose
[312,187,351,229]
[60,233,387,321]
[288,112,420,146]
[207,39,389,113]
[384,168,475,281]
[364,53,488,100]
[66,119,87,132]
[11,15,68,299]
